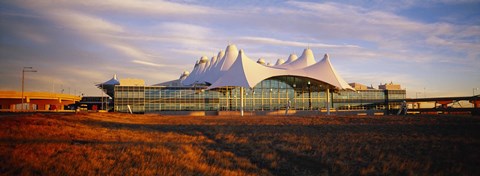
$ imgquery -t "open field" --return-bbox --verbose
[1,113,479,175]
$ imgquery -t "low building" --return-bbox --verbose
[77,96,111,111]
[103,44,406,114]
[0,91,81,111]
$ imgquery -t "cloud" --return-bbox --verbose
[13,0,220,16]
[238,36,360,49]
[109,43,149,60]
[84,0,217,15]
[16,29,49,44]
[132,60,166,67]
[2,0,479,96]
[285,1,429,39]
[152,22,222,49]
[48,9,124,34]
[5,23,50,44]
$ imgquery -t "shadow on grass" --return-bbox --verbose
[47,115,480,175]
[0,138,196,146]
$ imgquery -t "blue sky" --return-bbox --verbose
[1,0,479,97]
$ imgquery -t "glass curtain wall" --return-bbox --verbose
[114,86,145,113]
[114,76,406,113]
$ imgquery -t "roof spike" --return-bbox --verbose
[207,45,354,90]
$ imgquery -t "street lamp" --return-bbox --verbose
[424,87,426,98]
[416,92,422,99]
[22,67,37,111]
[307,80,311,110]
[269,88,273,110]
[474,88,479,96]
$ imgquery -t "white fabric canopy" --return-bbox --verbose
[181,44,354,91]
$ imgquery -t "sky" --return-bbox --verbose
[1,0,479,98]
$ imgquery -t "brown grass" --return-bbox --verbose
[0,113,479,175]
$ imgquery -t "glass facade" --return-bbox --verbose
[114,76,406,113]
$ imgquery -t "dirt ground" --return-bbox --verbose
[1,113,479,175]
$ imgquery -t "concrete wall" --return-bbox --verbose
[145,110,386,116]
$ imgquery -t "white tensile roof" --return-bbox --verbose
[284,54,298,64]
[100,74,120,85]
[182,60,199,85]
[275,58,285,66]
[180,44,354,90]
[204,44,238,84]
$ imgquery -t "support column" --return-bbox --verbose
[326,88,330,115]
[472,98,479,115]
[26,96,31,111]
[240,87,244,116]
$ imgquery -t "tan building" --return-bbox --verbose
[119,78,145,86]
[349,83,368,90]
[379,82,402,90]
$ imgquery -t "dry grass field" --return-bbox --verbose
[0,113,479,175]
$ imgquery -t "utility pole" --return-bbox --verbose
[424,87,426,98]
[22,67,37,111]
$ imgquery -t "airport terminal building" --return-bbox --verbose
[98,44,406,115]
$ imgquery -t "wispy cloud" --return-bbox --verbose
[48,9,124,34]
[132,60,166,67]
[13,0,220,16]
[1,0,479,96]
[109,43,149,60]
[238,36,360,49]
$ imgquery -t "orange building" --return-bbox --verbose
[0,91,81,112]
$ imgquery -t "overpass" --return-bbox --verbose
[0,91,81,112]
[392,95,480,115]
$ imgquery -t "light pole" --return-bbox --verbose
[269,88,272,110]
[22,67,37,111]
[424,87,426,98]
[474,88,479,96]
[416,92,422,99]
[100,84,104,110]
[307,81,311,110]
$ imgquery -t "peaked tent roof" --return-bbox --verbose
[204,44,238,84]
[301,54,352,89]
[195,56,209,83]
[205,55,217,73]
[212,50,225,69]
[275,59,285,66]
[208,48,353,91]
[179,44,353,91]
[209,50,282,88]
[218,44,239,71]
[275,48,315,69]
[100,74,120,85]
[182,60,200,85]
[284,54,298,64]
[204,50,224,84]
[96,74,120,98]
